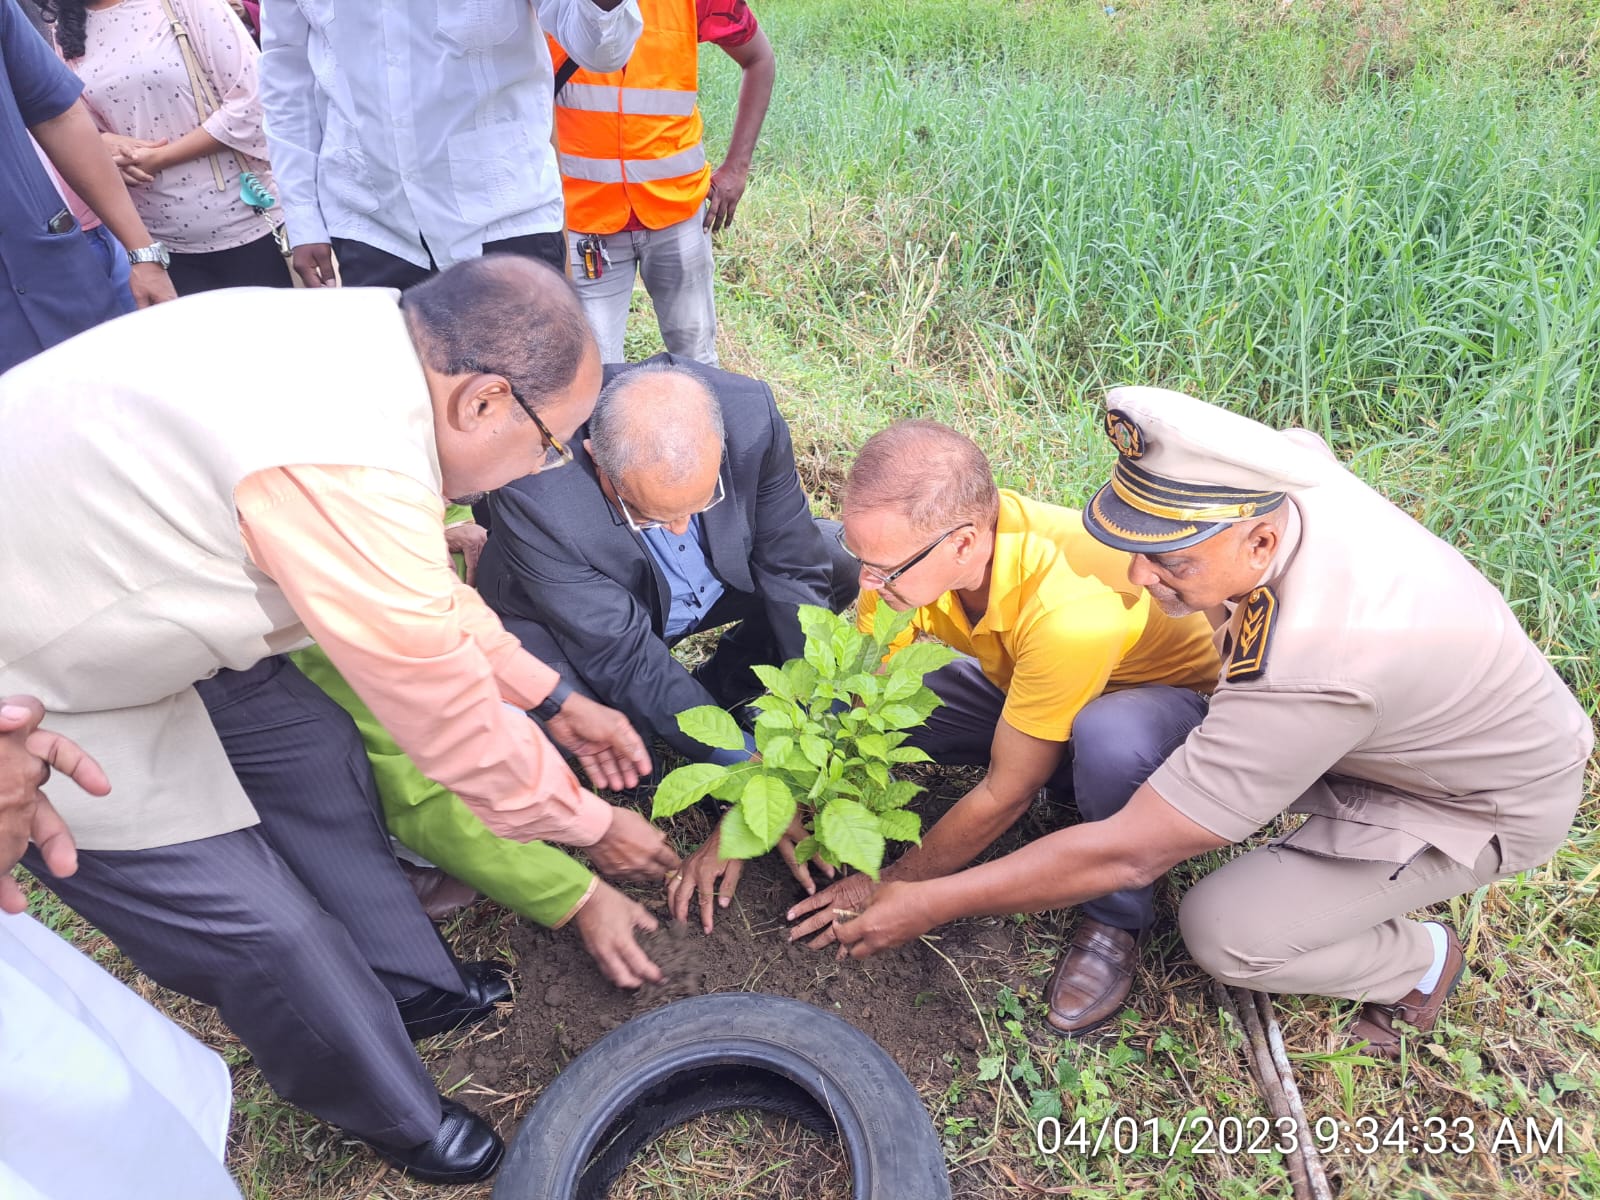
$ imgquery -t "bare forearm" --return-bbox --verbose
[154,125,228,170]
[723,37,774,173]
[918,822,1148,925]
[884,777,1024,883]
[30,100,154,252]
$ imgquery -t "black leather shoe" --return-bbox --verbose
[369,1095,503,1184]
[397,961,513,1041]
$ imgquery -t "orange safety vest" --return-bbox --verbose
[548,0,711,235]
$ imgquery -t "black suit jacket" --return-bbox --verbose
[479,355,834,761]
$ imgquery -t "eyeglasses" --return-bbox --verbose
[509,386,573,473]
[836,522,973,588]
[616,474,726,533]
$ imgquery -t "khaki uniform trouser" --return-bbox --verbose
[1178,837,1509,1005]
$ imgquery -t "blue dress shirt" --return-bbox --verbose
[640,516,754,765]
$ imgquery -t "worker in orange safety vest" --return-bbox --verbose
[549,0,774,366]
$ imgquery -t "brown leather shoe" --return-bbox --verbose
[1046,918,1140,1036]
[399,860,481,922]
[1346,923,1465,1059]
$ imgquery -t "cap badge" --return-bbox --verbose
[1105,409,1145,459]
[1226,585,1278,682]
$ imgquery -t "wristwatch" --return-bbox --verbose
[532,678,574,721]
[127,241,171,269]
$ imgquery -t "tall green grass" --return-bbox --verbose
[702,0,1600,697]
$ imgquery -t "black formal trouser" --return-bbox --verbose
[333,232,567,290]
[167,232,293,295]
[22,656,462,1147]
[907,659,1210,932]
[503,518,860,730]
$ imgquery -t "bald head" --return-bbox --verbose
[401,254,595,420]
[590,364,725,496]
[844,419,999,535]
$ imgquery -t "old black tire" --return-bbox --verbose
[491,993,952,1200]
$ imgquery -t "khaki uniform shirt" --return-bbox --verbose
[1151,443,1592,874]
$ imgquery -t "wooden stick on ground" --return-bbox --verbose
[1213,983,1312,1200]
[1254,991,1334,1200]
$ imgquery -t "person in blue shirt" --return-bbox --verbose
[0,0,173,374]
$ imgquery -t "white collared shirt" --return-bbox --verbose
[259,0,642,269]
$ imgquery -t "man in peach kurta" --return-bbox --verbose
[0,256,676,1185]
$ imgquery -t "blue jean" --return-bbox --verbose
[80,223,136,316]
[909,658,1210,931]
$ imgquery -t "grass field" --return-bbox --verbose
[21,1,1600,1197]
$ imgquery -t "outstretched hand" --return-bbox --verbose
[670,814,833,934]
[544,693,652,791]
[832,880,933,959]
[785,870,875,949]
[587,806,680,884]
[572,880,664,989]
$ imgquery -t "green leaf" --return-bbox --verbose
[882,779,924,809]
[751,663,793,701]
[799,734,831,769]
[856,732,889,760]
[876,703,927,729]
[864,760,889,789]
[894,686,946,723]
[796,603,839,648]
[830,623,867,672]
[676,705,748,752]
[869,603,916,651]
[882,671,922,702]
[888,745,932,764]
[878,808,921,845]
[762,735,795,768]
[780,659,819,699]
[755,708,796,736]
[740,775,796,849]
[887,641,959,680]
[816,797,886,878]
[718,801,769,860]
[650,763,728,819]
[708,765,757,802]
[844,673,880,704]
[792,836,822,863]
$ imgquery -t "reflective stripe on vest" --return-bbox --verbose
[549,0,709,234]
[559,143,708,186]
[559,81,700,117]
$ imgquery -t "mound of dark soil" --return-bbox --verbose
[440,845,1032,1126]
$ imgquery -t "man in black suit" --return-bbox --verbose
[480,353,856,772]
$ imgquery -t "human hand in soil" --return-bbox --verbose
[671,814,832,933]
[544,693,652,791]
[785,871,876,949]
[588,806,681,883]
[833,880,931,959]
[572,880,664,988]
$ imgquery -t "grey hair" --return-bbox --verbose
[588,363,725,486]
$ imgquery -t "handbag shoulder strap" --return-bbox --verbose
[158,0,226,190]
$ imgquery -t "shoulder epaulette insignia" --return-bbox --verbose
[1227,585,1277,681]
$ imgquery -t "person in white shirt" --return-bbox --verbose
[0,696,241,1200]
[259,0,642,289]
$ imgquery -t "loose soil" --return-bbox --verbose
[441,844,1027,1113]
[439,775,1044,1152]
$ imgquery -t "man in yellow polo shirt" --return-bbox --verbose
[788,419,1219,1035]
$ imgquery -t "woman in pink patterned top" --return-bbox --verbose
[42,0,287,294]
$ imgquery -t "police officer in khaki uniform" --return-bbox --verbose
[829,386,1592,1057]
